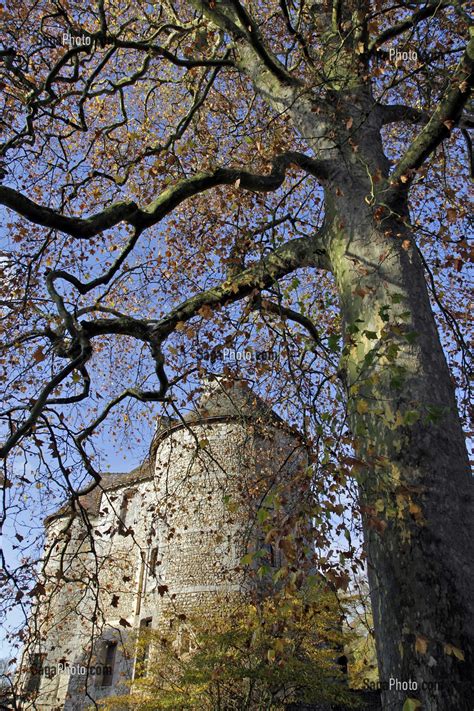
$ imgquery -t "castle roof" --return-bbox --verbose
[44,377,295,525]
[186,376,276,422]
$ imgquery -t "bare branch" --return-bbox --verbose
[379,103,474,129]
[189,0,300,89]
[368,1,452,54]
[389,33,474,187]
[0,152,331,238]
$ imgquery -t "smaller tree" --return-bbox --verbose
[99,583,355,711]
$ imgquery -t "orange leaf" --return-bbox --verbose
[198,304,213,319]
[415,635,428,654]
[32,347,46,363]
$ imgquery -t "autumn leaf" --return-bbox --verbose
[198,304,213,319]
[402,699,421,711]
[408,501,422,517]
[240,553,254,566]
[415,635,428,655]
[444,643,465,661]
[32,347,46,363]
[356,399,369,414]
[119,617,132,628]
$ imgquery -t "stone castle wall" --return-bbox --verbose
[19,384,307,710]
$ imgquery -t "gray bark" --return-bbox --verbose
[223,15,474,702]
[322,169,474,709]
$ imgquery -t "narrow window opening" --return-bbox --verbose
[119,493,130,523]
[24,653,45,694]
[118,489,136,532]
[134,618,152,679]
[100,641,117,688]
[149,547,158,577]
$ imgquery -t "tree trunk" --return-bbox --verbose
[325,182,474,709]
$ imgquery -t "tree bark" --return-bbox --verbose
[324,178,474,709]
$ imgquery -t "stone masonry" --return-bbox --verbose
[18,377,309,710]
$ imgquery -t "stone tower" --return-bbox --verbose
[18,377,307,710]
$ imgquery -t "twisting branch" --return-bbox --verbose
[379,103,474,130]
[189,0,299,88]
[279,0,314,65]
[0,152,331,239]
[0,338,92,458]
[389,32,474,188]
[368,1,452,54]
[0,189,139,239]
[46,227,143,296]
[258,298,325,350]
[0,224,327,457]
[105,36,234,69]
[80,229,327,344]
[75,368,195,445]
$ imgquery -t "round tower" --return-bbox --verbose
[138,375,308,636]
[19,376,311,709]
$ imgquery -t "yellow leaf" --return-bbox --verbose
[444,643,465,661]
[402,700,421,711]
[408,502,422,516]
[356,399,369,414]
[415,635,428,655]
